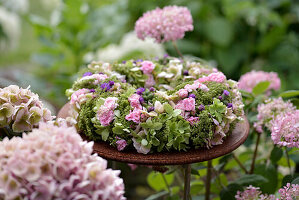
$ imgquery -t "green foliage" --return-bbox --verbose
[147,171,174,192]
[252,81,270,96]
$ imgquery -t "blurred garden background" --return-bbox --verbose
[0,0,299,199]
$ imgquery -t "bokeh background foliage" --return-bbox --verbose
[1,0,299,108]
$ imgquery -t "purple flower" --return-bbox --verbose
[82,72,93,77]
[148,107,154,112]
[139,96,145,104]
[183,70,189,76]
[189,94,196,98]
[227,103,233,108]
[100,83,111,92]
[122,79,127,83]
[136,87,145,95]
[218,96,223,100]
[223,90,230,96]
[109,81,115,86]
[164,53,169,58]
[136,59,143,62]
[122,60,126,64]
[149,87,155,92]
[198,104,205,111]
[89,89,95,93]
[98,72,104,74]
[116,139,127,151]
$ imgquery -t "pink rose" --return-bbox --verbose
[178,89,188,98]
[125,108,142,124]
[99,110,114,126]
[128,94,142,109]
[140,61,155,74]
[176,97,195,111]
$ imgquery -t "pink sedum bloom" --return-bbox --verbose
[278,183,299,199]
[235,185,275,200]
[176,97,196,111]
[125,108,142,124]
[128,94,142,109]
[135,6,193,43]
[238,70,281,93]
[140,61,155,74]
[271,110,299,148]
[0,122,125,200]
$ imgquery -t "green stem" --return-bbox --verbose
[232,153,248,174]
[172,41,183,59]
[285,148,292,175]
[161,173,171,195]
[250,132,261,174]
[205,160,212,200]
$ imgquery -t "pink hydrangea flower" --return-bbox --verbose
[238,70,281,93]
[116,139,127,151]
[140,61,155,74]
[128,94,142,109]
[178,89,189,98]
[125,108,142,124]
[235,185,275,200]
[254,97,295,133]
[176,97,196,111]
[135,6,193,43]
[0,123,126,200]
[145,74,156,88]
[207,72,226,83]
[186,116,199,125]
[271,110,299,148]
[278,183,299,199]
[97,97,118,127]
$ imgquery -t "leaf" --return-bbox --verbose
[233,174,268,187]
[254,164,277,193]
[172,109,181,117]
[291,177,299,184]
[112,126,124,134]
[281,174,299,186]
[220,184,243,200]
[164,103,173,114]
[252,81,270,96]
[145,191,168,200]
[190,181,204,195]
[153,122,163,130]
[270,146,283,164]
[279,90,299,98]
[100,129,109,141]
[147,171,174,192]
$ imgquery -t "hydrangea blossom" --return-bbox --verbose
[175,97,196,111]
[135,6,193,43]
[235,185,275,200]
[0,122,125,200]
[278,183,299,199]
[97,97,118,126]
[125,108,142,124]
[271,110,299,148]
[254,98,295,133]
[128,94,142,109]
[0,85,52,132]
[238,70,281,93]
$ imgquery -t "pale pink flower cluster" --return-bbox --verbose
[254,98,296,133]
[235,185,275,200]
[0,123,125,200]
[80,73,109,85]
[278,183,299,199]
[140,61,155,74]
[135,6,193,43]
[97,97,118,127]
[125,108,142,124]
[70,88,94,108]
[238,70,281,93]
[197,72,226,83]
[128,94,142,109]
[271,110,299,148]
[175,97,196,111]
[0,85,52,132]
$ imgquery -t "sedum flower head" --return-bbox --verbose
[278,183,299,199]
[0,122,125,200]
[238,70,280,94]
[271,110,299,148]
[135,5,193,43]
[235,185,275,200]
[0,85,52,133]
[254,97,295,133]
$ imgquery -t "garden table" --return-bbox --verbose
[58,103,249,200]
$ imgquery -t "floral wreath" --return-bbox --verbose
[66,57,245,154]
